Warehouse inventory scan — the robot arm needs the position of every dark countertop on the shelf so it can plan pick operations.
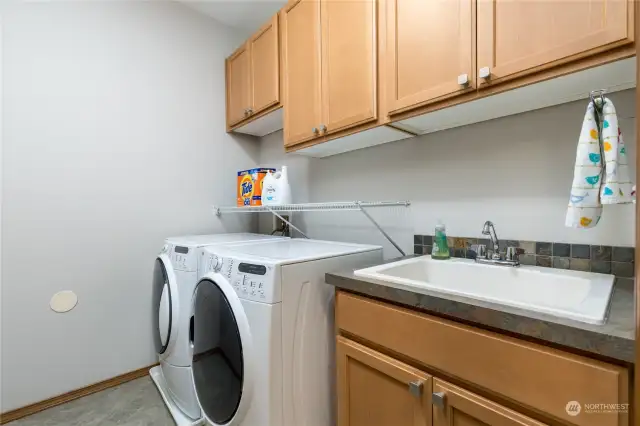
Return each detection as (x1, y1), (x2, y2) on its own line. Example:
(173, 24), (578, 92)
(327, 256), (635, 364)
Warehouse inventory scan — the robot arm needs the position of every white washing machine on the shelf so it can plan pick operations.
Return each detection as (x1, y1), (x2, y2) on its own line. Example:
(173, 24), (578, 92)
(150, 233), (288, 426)
(190, 239), (383, 426)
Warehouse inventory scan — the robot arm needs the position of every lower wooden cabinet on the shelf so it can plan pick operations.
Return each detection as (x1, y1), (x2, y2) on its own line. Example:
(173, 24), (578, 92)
(337, 336), (432, 426)
(432, 380), (545, 426)
(335, 291), (630, 426)
(337, 336), (546, 426)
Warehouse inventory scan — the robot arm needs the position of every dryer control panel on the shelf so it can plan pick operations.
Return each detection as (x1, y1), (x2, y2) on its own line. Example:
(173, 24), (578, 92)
(169, 244), (198, 272)
(202, 253), (280, 304)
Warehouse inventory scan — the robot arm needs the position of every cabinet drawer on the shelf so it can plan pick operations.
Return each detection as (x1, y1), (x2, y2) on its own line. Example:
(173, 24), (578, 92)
(336, 291), (629, 426)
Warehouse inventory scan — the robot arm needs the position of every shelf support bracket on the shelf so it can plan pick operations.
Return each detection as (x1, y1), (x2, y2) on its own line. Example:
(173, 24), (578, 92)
(357, 202), (405, 256)
(265, 206), (309, 239)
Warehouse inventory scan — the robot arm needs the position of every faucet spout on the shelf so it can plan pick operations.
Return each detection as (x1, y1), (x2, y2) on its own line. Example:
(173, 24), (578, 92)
(482, 220), (500, 256)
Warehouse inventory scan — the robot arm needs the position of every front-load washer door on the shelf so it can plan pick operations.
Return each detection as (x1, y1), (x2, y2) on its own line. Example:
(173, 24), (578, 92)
(190, 273), (254, 426)
(152, 254), (178, 356)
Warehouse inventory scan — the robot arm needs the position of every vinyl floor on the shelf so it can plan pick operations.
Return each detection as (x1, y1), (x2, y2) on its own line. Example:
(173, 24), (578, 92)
(6, 377), (174, 426)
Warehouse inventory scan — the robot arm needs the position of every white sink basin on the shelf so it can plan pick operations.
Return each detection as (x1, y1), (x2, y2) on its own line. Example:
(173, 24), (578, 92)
(354, 256), (615, 324)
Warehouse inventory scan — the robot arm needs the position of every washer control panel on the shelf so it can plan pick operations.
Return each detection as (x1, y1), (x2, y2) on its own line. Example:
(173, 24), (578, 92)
(202, 253), (279, 303)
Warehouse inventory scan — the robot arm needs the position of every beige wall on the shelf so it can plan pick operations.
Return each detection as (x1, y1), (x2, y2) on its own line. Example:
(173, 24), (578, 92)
(1, 0), (256, 411)
(259, 89), (636, 258)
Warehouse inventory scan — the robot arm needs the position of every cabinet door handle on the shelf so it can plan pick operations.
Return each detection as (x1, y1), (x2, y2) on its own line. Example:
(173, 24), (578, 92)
(432, 391), (446, 408)
(408, 380), (423, 397)
(248, 108), (253, 114)
(479, 67), (491, 79)
(320, 124), (327, 133)
(457, 73), (469, 86)
(243, 109), (249, 116)
(312, 127), (319, 135)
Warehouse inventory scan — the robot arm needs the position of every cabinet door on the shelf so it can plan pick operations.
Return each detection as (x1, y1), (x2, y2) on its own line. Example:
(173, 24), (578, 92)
(477, 0), (633, 85)
(320, 0), (377, 135)
(250, 14), (280, 114)
(387, 0), (473, 114)
(432, 379), (546, 426)
(337, 336), (432, 426)
(226, 43), (252, 127)
(282, 0), (322, 147)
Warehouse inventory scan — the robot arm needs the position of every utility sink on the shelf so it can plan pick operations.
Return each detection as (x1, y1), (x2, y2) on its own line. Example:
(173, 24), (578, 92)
(354, 256), (615, 325)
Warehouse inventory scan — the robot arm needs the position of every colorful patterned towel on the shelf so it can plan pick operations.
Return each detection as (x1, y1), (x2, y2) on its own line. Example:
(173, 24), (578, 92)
(566, 98), (633, 229)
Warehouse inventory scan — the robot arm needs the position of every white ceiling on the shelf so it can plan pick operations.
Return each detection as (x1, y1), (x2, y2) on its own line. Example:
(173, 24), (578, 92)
(180, 0), (287, 37)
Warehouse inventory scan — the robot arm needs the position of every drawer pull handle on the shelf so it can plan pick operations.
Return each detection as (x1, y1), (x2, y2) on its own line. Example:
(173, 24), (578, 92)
(432, 391), (446, 408)
(409, 380), (423, 397)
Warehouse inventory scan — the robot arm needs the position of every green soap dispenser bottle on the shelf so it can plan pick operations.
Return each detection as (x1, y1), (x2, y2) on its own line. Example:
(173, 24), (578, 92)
(431, 222), (450, 260)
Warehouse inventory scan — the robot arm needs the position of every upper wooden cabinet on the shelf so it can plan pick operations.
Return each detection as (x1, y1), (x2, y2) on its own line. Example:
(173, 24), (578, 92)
(387, 0), (474, 114)
(283, 0), (378, 147)
(227, 44), (252, 127)
(226, 14), (280, 130)
(226, 0), (635, 155)
(337, 336), (433, 426)
(477, 0), (634, 86)
(250, 15), (280, 113)
(282, 0), (322, 146)
(321, 0), (377, 134)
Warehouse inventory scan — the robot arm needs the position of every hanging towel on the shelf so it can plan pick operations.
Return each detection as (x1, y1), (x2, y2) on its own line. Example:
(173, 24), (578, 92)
(566, 97), (633, 229)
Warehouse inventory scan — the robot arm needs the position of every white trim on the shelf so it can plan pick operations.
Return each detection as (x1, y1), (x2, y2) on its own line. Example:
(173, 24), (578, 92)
(190, 273), (254, 426)
(158, 283), (170, 346)
(157, 253), (179, 359)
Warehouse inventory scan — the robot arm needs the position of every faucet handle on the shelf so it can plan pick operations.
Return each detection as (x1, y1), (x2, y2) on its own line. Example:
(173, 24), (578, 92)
(469, 244), (487, 259)
(505, 247), (525, 262)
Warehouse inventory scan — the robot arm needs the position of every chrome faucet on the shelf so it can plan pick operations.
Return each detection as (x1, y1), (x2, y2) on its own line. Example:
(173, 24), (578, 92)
(470, 221), (524, 267)
(482, 221), (500, 260)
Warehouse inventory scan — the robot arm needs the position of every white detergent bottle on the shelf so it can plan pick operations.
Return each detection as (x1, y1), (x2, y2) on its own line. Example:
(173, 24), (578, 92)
(262, 166), (292, 205)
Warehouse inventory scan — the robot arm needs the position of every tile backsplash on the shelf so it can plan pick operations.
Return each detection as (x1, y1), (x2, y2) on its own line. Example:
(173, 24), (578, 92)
(414, 234), (635, 285)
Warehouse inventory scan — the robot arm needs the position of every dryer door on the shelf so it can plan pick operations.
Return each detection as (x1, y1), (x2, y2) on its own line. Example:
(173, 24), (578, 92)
(152, 254), (177, 355)
(190, 273), (253, 426)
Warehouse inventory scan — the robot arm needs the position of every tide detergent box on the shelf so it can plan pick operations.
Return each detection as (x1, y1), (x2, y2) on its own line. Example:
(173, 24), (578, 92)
(237, 168), (276, 206)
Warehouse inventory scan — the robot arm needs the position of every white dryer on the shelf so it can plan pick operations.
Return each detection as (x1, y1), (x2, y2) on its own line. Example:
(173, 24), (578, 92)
(150, 233), (288, 426)
(190, 239), (383, 426)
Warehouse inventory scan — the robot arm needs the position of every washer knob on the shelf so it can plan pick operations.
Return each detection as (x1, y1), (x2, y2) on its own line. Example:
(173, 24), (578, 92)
(212, 255), (223, 272)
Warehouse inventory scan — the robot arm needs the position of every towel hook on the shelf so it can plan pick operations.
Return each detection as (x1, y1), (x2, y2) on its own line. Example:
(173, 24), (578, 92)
(590, 89), (606, 111)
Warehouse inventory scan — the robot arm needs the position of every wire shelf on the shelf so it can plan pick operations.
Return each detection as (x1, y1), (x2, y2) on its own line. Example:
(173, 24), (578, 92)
(213, 201), (410, 216)
(213, 200), (411, 256)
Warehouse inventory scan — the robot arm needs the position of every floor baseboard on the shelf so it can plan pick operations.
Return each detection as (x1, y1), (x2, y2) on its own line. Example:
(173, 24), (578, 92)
(0, 363), (158, 424)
